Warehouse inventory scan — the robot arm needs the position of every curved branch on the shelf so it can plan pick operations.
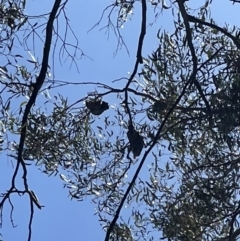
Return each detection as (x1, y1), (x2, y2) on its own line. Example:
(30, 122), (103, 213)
(0, 1), (62, 241)
(104, 0), (147, 240)
(124, 0), (147, 125)
(187, 14), (240, 49)
(177, 0), (212, 127)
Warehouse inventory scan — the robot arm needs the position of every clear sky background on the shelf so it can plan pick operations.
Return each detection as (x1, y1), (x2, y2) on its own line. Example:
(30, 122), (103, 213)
(0, 1), (239, 241)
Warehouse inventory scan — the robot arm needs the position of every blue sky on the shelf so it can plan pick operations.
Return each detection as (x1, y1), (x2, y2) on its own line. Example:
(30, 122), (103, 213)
(0, 1), (239, 241)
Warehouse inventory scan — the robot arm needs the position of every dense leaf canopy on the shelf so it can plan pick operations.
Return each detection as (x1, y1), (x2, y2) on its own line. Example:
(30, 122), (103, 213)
(1, 0), (240, 241)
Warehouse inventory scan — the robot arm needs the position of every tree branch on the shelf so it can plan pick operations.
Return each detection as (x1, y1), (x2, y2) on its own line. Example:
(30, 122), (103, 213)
(0, 1), (62, 240)
(177, 0), (213, 127)
(104, 0), (147, 240)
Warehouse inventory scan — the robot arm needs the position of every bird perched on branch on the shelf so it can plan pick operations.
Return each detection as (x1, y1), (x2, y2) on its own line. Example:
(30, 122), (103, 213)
(86, 99), (109, 115)
(127, 123), (144, 158)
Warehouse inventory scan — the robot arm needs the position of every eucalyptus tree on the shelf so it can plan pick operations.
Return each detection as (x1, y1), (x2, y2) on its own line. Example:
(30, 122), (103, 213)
(1, 0), (240, 241)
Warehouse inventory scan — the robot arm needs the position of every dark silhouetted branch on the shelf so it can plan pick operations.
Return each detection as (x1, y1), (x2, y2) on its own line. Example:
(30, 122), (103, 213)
(0, 1), (62, 241)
